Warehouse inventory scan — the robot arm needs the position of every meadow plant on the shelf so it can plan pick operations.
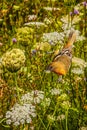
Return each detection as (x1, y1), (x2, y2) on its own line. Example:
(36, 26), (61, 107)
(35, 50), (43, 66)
(1, 48), (26, 102)
(21, 90), (44, 104)
(0, 0), (87, 130)
(24, 22), (46, 28)
(72, 57), (87, 75)
(16, 27), (34, 46)
(43, 7), (60, 11)
(12, 38), (17, 43)
(2, 48), (25, 72)
(5, 90), (44, 126)
(28, 14), (37, 21)
(50, 88), (62, 95)
(42, 32), (65, 45)
(6, 103), (36, 126)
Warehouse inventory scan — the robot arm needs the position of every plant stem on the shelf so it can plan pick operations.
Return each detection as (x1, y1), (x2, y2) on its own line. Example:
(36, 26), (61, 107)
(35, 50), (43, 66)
(65, 108), (68, 130)
(14, 72), (20, 102)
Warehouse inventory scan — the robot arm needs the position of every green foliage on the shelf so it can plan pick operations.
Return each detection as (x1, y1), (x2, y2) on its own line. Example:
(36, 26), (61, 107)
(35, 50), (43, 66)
(0, 0), (87, 130)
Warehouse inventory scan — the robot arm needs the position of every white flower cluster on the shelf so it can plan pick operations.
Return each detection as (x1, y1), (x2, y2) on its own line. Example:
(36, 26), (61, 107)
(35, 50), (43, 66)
(72, 57), (87, 68)
(28, 15), (37, 21)
(62, 27), (86, 42)
(42, 32), (64, 45)
(6, 103), (36, 126)
(24, 22), (46, 28)
(71, 68), (84, 75)
(6, 90), (44, 126)
(61, 15), (86, 42)
(43, 7), (60, 11)
(42, 28), (85, 46)
(50, 88), (62, 95)
(57, 114), (65, 121)
(21, 90), (44, 104)
(72, 57), (87, 75)
(61, 15), (81, 26)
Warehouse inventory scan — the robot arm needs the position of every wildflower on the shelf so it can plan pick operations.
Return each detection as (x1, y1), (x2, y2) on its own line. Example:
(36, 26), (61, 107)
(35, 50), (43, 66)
(58, 93), (69, 102)
(70, 12), (73, 16)
(5, 90), (44, 126)
(42, 32), (64, 45)
(44, 17), (52, 25)
(37, 42), (51, 51)
(47, 115), (55, 123)
(28, 15), (37, 21)
(74, 9), (79, 14)
(57, 114), (65, 121)
(31, 49), (37, 55)
(76, 35), (86, 41)
(61, 101), (71, 109)
(63, 28), (85, 42)
(72, 57), (87, 68)
(6, 119), (12, 125)
(16, 27), (33, 46)
(6, 103), (36, 126)
(24, 22), (46, 28)
(2, 48), (26, 72)
(41, 98), (51, 108)
(49, 40), (55, 45)
(50, 88), (62, 95)
(71, 68), (84, 75)
(43, 7), (60, 11)
(61, 15), (81, 28)
(33, 90), (44, 104)
(21, 90), (44, 104)
(12, 38), (17, 43)
(82, 1), (87, 6)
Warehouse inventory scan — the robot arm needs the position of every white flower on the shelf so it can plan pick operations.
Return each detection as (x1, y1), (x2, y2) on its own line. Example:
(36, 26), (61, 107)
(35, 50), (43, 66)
(26, 117), (32, 123)
(72, 57), (87, 68)
(71, 68), (84, 75)
(14, 121), (20, 126)
(6, 103), (36, 126)
(51, 88), (62, 95)
(42, 32), (64, 45)
(6, 119), (11, 125)
(43, 7), (60, 11)
(28, 15), (37, 21)
(20, 119), (25, 124)
(57, 114), (65, 121)
(21, 90), (44, 104)
(24, 22), (46, 28)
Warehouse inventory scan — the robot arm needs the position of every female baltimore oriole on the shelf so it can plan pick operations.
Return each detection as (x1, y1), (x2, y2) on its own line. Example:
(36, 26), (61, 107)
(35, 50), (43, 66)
(47, 31), (76, 75)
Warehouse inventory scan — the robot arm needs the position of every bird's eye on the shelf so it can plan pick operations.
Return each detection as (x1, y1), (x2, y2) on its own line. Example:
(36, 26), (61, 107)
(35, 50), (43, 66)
(49, 65), (53, 70)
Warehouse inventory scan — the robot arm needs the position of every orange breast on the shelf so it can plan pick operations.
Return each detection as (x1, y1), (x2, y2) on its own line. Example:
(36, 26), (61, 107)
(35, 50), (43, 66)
(50, 61), (67, 75)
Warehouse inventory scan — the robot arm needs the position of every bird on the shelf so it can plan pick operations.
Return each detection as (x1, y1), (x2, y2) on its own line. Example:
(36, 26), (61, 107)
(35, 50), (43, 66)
(47, 31), (76, 76)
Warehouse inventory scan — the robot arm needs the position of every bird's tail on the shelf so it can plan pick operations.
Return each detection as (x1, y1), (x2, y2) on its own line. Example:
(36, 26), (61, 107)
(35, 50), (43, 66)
(64, 31), (76, 48)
